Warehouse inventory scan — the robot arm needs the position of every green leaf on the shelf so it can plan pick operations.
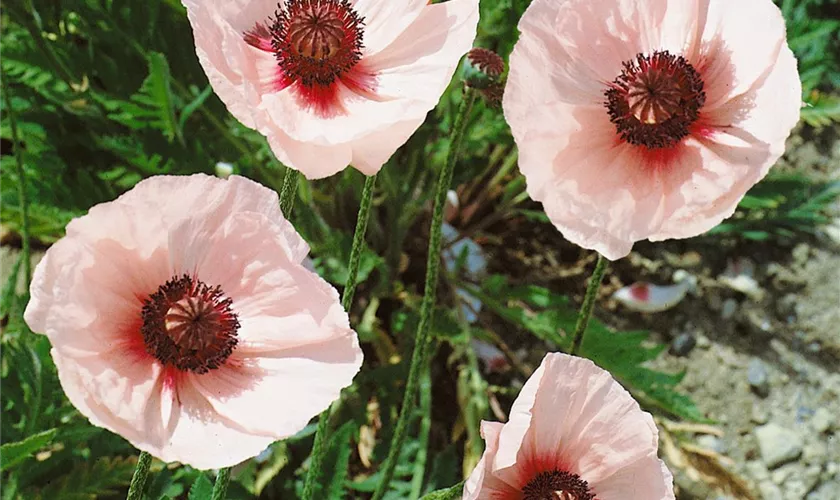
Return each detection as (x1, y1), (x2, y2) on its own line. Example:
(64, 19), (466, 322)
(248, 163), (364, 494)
(0, 428), (57, 472)
(32, 456), (136, 500)
(309, 421), (355, 499)
(801, 92), (840, 128)
(188, 474), (214, 500)
(179, 84), (213, 131)
(472, 276), (708, 422)
(103, 52), (182, 143)
(419, 482), (465, 500)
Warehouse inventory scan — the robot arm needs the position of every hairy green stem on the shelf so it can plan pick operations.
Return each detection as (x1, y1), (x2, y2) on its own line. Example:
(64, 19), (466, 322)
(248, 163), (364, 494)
(126, 451), (152, 500)
(570, 253), (608, 356)
(279, 168), (300, 216)
(340, 174), (377, 310)
(301, 173), (378, 499)
(211, 467), (232, 500)
(2, 84), (33, 285)
(372, 89), (477, 500)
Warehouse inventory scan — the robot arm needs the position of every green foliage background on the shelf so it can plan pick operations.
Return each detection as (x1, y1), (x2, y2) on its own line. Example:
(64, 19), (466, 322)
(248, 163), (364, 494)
(1, 0), (838, 498)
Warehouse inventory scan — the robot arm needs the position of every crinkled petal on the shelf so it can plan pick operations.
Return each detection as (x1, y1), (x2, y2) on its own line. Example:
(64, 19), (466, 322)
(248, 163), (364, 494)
(531, 355), (662, 485)
(653, 43), (800, 241)
(151, 375), (278, 469)
(514, 102), (667, 260)
(183, 0), (260, 127)
(168, 211), (348, 349)
(694, 0), (788, 109)
(463, 421), (519, 499)
(508, 0), (702, 109)
(352, 0), (428, 55)
(191, 331), (362, 438)
(257, 0), (478, 145)
(589, 454), (676, 500)
(51, 348), (163, 448)
(257, 113), (356, 179)
(26, 236), (169, 354)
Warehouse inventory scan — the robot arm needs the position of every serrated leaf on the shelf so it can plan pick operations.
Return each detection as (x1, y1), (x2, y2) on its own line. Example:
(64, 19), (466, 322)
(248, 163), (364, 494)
(103, 52), (182, 143)
(309, 421), (356, 500)
(179, 84), (213, 131)
(801, 93), (840, 128)
(472, 276), (708, 422)
(188, 474), (213, 500)
(0, 428), (57, 472)
(32, 456), (137, 500)
(419, 481), (465, 500)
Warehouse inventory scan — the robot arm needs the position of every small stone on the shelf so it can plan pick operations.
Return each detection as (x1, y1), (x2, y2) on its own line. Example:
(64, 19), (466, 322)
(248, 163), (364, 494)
(721, 298), (738, 320)
(809, 481), (840, 500)
(752, 405), (770, 424)
(825, 218), (840, 246)
(772, 464), (796, 484)
(776, 293), (799, 319)
(759, 481), (784, 500)
(746, 460), (770, 481)
(748, 358), (771, 398)
(670, 332), (697, 357)
(786, 479), (809, 500)
(811, 408), (835, 434)
(792, 243), (811, 265)
(803, 442), (828, 464)
(755, 423), (803, 468)
(697, 434), (727, 454)
(696, 334), (711, 348)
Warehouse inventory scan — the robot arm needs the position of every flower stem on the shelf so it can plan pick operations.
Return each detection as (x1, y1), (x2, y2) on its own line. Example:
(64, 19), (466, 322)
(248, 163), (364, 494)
(279, 168), (300, 216)
(570, 253), (608, 356)
(2, 84), (33, 285)
(211, 467), (232, 500)
(301, 173), (378, 500)
(372, 88), (477, 500)
(126, 451), (152, 500)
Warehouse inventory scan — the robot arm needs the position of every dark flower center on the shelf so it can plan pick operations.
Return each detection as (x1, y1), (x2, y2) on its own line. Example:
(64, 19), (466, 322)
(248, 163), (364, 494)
(270, 0), (364, 88)
(605, 50), (705, 149)
(521, 470), (595, 500)
(141, 274), (239, 374)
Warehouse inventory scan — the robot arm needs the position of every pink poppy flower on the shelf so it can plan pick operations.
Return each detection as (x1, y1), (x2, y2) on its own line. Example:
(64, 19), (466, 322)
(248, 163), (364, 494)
(24, 174), (363, 469)
(463, 353), (674, 500)
(184, 0), (479, 179)
(504, 0), (801, 260)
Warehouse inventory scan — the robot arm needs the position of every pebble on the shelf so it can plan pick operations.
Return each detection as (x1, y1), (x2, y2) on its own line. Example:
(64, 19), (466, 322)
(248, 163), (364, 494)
(746, 460), (770, 481)
(811, 408), (835, 434)
(792, 243), (811, 265)
(670, 332), (697, 357)
(824, 218), (840, 246)
(772, 463), (796, 484)
(755, 423), (803, 468)
(697, 434), (727, 454)
(752, 405), (770, 424)
(803, 442), (828, 464)
(721, 298), (738, 320)
(808, 481), (840, 500)
(748, 358), (771, 398)
(696, 334), (711, 349)
(759, 480), (784, 500)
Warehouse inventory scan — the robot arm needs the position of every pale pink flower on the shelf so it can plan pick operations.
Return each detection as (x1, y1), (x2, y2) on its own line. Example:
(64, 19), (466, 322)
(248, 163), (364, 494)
(24, 174), (363, 469)
(504, 0), (801, 260)
(184, 0), (479, 179)
(463, 353), (674, 500)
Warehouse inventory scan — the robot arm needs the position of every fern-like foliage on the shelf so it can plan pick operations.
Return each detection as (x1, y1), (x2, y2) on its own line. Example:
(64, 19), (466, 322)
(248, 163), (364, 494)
(801, 92), (840, 128)
(100, 52), (183, 143)
(30, 457), (137, 500)
(470, 276), (708, 422)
